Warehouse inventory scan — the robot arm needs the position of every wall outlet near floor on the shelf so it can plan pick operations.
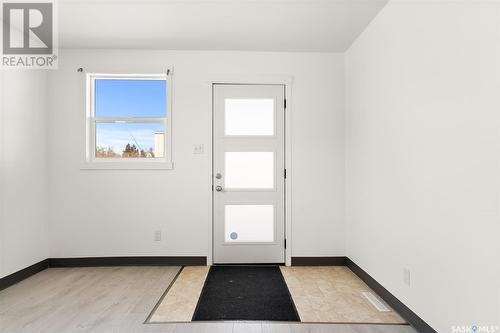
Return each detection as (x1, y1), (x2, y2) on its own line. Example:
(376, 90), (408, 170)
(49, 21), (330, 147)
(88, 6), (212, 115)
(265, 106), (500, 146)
(193, 144), (204, 154)
(403, 268), (411, 286)
(154, 230), (162, 241)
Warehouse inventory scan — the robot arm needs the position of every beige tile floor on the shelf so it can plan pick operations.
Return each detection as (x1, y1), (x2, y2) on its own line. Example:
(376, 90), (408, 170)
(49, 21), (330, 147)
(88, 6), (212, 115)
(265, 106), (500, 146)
(148, 266), (210, 322)
(280, 266), (405, 324)
(149, 265), (405, 324)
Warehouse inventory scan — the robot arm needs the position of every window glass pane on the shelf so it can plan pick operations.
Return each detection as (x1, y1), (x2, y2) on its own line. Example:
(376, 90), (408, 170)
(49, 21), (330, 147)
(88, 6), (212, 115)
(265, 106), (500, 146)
(225, 205), (274, 242)
(95, 79), (166, 118)
(225, 152), (274, 189)
(95, 122), (164, 158)
(225, 99), (274, 135)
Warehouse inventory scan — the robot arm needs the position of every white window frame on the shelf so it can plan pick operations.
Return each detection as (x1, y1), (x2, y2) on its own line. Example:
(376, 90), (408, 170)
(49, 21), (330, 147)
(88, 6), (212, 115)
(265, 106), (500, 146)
(82, 72), (173, 170)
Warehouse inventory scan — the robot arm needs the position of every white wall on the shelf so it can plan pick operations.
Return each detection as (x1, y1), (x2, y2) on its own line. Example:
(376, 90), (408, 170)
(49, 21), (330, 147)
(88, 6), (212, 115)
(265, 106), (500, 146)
(48, 50), (345, 259)
(0, 70), (50, 278)
(0, 69), (3, 277)
(345, 0), (500, 331)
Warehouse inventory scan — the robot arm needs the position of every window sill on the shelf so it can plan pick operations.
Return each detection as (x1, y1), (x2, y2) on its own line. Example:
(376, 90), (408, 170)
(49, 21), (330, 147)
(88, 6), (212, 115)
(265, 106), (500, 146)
(80, 161), (173, 170)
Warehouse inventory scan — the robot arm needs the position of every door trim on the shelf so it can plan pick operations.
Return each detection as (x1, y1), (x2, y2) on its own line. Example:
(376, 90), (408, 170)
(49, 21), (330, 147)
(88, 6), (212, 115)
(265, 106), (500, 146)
(207, 75), (294, 266)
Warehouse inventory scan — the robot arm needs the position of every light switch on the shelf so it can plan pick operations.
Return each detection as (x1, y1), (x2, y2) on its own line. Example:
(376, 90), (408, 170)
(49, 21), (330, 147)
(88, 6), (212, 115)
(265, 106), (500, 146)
(193, 144), (204, 154)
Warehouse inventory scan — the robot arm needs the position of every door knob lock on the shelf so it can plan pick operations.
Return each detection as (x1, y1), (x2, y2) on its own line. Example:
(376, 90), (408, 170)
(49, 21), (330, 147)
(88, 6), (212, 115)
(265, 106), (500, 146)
(215, 186), (223, 192)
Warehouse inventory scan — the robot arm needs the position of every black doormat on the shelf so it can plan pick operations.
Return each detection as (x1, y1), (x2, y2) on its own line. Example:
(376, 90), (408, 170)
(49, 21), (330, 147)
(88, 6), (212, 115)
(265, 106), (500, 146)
(192, 266), (300, 321)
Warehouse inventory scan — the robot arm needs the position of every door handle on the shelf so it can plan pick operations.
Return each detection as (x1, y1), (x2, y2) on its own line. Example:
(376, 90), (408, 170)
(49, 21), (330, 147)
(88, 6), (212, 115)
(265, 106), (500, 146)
(215, 173), (222, 179)
(215, 186), (223, 192)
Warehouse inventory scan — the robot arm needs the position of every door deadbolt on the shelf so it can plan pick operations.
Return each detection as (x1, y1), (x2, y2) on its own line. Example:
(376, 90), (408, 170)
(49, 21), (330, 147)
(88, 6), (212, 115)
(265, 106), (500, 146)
(215, 186), (223, 192)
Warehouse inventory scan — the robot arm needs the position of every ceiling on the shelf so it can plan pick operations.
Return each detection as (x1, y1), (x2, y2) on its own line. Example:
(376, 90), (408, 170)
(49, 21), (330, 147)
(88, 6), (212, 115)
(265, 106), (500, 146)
(58, 0), (389, 52)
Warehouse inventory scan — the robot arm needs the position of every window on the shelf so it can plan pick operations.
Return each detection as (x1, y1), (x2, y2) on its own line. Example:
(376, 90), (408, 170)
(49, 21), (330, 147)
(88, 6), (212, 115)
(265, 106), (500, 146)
(84, 73), (172, 169)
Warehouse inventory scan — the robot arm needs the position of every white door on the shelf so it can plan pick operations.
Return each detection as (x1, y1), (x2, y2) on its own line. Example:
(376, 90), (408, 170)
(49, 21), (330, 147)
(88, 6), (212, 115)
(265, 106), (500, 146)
(213, 84), (285, 264)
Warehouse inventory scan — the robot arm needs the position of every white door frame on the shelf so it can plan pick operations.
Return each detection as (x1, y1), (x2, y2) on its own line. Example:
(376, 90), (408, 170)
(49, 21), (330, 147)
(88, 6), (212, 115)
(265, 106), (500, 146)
(206, 75), (294, 266)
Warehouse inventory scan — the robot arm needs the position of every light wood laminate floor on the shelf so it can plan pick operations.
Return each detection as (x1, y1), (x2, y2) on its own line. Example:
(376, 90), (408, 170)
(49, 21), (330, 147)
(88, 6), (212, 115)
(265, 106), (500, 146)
(0, 267), (417, 333)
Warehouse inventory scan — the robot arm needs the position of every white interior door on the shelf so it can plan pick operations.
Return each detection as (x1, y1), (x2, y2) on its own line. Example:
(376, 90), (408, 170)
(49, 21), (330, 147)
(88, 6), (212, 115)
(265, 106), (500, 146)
(213, 84), (285, 264)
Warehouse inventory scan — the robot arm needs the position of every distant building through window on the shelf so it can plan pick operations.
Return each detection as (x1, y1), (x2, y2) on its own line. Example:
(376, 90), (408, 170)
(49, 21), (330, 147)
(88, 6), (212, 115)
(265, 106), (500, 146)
(154, 132), (165, 158)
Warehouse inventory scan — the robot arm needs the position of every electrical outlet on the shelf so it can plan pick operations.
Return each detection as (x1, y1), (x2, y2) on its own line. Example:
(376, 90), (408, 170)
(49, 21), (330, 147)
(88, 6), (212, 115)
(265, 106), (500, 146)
(403, 268), (411, 286)
(154, 230), (162, 241)
(193, 144), (204, 154)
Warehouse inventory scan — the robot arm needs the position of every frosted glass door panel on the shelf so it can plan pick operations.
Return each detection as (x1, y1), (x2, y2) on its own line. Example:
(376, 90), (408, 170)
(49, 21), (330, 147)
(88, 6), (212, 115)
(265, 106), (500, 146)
(225, 205), (274, 242)
(225, 99), (274, 135)
(225, 152), (274, 189)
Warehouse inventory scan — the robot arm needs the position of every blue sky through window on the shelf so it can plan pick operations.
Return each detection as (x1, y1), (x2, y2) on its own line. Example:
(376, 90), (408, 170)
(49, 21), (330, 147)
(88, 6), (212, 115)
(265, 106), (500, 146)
(95, 79), (167, 118)
(96, 122), (164, 156)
